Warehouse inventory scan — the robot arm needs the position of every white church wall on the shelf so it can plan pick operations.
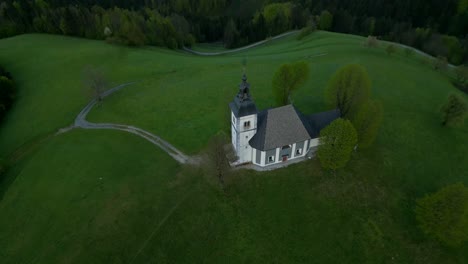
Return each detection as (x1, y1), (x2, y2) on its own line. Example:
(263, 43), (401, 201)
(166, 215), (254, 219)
(309, 138), (320, 148)
(231, 112), (257, 164)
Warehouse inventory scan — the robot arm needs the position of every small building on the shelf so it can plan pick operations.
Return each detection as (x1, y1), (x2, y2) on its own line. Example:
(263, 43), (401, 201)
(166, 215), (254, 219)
(230, 74), (340, 167)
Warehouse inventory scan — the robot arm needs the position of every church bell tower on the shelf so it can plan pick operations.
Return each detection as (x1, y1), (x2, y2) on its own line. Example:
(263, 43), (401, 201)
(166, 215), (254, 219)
(229, 74), (258, 164)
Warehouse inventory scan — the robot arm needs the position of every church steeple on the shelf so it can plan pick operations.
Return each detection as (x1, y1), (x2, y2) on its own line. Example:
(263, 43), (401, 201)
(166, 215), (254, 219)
(229, 73), (258, 164)
(229, 74), (257, 118)
(237, 73), (251, 102)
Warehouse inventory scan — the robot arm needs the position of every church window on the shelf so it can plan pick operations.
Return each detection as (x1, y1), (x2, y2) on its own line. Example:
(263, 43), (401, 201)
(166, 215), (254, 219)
(268, 156), (275, 162)
(244, 121), (251, 128)
(296, 148), (302, 155)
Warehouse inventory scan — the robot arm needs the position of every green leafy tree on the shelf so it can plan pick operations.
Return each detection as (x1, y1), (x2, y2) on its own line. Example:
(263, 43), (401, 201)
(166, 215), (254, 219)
(386, 44), (397, 55)
(272, 61), (309, 106)
(325, 64), (371, 119)
(415, 183), (468, 247)
(317, 118), (357, 171)
(440, 93), (467, 127)
(353, 99), (383, 148)
(319, 10), (333, 30)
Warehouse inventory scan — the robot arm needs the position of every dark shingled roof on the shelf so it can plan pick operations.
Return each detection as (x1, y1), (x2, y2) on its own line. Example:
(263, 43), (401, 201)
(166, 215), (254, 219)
(229, 98), (257, 117)
(249, 105), (340, 151)
(301, 109), (341, 138)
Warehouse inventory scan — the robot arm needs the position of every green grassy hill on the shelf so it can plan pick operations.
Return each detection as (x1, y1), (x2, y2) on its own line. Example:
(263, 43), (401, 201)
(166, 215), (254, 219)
(0, 31), (467, 263)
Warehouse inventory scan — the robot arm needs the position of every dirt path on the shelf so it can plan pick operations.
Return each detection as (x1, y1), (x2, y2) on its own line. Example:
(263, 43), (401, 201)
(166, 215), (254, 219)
(183, 30), (298, 56)
(59, 82), (200, 165)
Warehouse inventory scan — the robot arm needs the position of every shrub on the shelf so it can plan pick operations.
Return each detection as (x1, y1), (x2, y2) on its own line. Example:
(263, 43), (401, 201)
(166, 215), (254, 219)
(365, 36), (379, 47)
(296, 20), (316, 40)
(415, 183), (468, 247)
(386, 44), (397, 55)
(440, 93), (467, 127)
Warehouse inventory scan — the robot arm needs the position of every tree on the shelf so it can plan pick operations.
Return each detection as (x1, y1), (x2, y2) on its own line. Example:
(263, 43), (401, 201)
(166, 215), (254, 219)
(325, 64), (371, 119)
(296, 19), (316, 40)
(386, 44), (397, 55)
(317, 118), (357, 172)
(365, 36), (378, 47)
(82, 66), (108, 105)
(204, 132), (237, 189)
(440, 93), (467, 127)
(0, 75), (16, 121)
(415, 183), (468, 247)
(319, 10), (333, 30)
(104, 26), (112, 37)
(353, 99), (383, 148)
(433, 56), (448, 71)
(455, 65), (468, 85)
(272, 61), (309, 106)
(223, 19), (239, 48)
(0, 158), (7, 180)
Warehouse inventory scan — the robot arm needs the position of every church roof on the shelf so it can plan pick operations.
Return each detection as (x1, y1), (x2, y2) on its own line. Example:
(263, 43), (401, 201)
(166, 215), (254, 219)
(229, 99), (257, 117)
(303, 109), (341, 138)
(249, 105), (340, 151)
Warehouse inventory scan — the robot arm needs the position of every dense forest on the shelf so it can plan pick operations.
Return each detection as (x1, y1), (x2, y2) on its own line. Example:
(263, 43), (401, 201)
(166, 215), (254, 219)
(0, 0), (467, 64)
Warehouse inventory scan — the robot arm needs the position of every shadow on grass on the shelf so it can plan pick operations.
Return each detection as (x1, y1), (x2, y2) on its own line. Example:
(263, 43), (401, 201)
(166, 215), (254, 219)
(0, 131), (55, 201)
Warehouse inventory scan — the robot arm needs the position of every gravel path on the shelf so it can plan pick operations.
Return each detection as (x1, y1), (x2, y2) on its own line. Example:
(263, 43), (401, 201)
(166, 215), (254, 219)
(60, 82), (200, 165)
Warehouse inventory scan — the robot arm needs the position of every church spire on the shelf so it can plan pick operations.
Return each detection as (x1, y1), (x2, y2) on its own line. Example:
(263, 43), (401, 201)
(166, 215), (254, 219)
(238, 73), (251, 102)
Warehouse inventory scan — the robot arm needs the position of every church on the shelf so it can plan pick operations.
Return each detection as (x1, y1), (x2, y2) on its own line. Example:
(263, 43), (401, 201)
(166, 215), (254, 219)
(230, 74), (340, 167)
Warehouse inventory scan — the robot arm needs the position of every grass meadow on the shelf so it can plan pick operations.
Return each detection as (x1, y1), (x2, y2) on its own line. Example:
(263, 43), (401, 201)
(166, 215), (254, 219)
(0, 31), (467, 263)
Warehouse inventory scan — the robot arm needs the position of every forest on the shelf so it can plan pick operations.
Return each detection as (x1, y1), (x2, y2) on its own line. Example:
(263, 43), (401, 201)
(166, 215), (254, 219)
(0, 0), (467, 64)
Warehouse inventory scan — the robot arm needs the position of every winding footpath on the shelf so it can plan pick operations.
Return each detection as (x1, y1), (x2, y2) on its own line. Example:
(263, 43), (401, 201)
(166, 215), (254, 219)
(183, 30), (299, 56)
(56, 31), (303, 165)
(59, 83), (199, 165)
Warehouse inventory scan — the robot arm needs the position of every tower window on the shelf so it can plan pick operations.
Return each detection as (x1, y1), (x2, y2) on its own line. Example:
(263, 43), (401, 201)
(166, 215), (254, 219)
(232, 116), (236, 124)
(244, 121), (251, 128)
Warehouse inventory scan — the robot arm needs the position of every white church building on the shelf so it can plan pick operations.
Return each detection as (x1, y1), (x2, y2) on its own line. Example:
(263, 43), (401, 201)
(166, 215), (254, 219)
(230, 74), (340, 167)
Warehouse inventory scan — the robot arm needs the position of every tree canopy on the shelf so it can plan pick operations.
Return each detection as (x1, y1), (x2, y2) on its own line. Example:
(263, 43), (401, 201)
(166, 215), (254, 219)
(415, 183), (468, 247)
(353, 99), (383, 148)
(0, 66), (16, 122)
(272, 61), (310, 106)
(440, 93), (468, 127)
(325, 64), (371, 119)
(317, 118), (357, 171)
(0, 0), (467, 64)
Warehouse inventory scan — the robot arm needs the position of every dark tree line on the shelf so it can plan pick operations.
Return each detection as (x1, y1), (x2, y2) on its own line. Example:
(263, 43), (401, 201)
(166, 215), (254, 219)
(0, 65), (15, 122)
(0, 0), (467, 63)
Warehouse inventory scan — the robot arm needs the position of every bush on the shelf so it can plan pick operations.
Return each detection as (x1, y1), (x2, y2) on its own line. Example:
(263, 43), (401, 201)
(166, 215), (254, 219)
(415, 183), (468, 247)
(296, 21), (316, 40)
(386, 44), (397, 55)
(0, 67), (16, 122)
(433, 56), (448, 71)
(365, 36), (379, 47)
(440, 93), (467, 127)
